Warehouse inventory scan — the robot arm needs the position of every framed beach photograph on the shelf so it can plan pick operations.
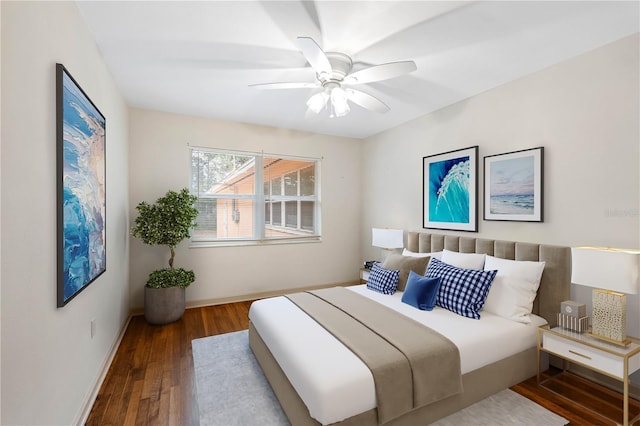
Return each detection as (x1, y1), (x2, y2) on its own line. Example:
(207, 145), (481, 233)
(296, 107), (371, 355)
(423, 146), (478, 232)
(483, 147), (543, 222)
(56, 64), (107, 307)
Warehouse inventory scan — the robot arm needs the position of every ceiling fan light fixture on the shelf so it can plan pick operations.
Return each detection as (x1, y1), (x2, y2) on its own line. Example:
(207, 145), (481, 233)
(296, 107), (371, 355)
(307, 91), (329, 114)
(330, 87), (350, 117)
(307, 86), (350, 118)
(252, 36), (417, 118)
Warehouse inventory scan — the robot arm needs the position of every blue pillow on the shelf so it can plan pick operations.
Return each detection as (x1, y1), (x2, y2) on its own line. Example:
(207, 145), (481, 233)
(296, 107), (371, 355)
(426, 258), (497, 319)
(366, 262), (400, 295)
(401, 270), (441, 310)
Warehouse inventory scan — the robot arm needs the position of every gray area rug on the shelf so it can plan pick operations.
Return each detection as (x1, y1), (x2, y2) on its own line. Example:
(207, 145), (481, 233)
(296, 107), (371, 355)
(192, 330), (290, 426)
(192, 330), (568, 426)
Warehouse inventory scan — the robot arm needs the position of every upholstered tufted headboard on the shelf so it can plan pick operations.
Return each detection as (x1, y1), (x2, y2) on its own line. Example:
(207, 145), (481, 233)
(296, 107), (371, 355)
(406, 232), (571, 327)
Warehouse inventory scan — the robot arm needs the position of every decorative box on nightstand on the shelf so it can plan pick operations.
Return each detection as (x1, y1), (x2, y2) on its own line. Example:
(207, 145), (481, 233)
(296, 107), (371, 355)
(557, 313), (589, 333)
(561, 300), (586, 318)
(537, 325), (640, 426)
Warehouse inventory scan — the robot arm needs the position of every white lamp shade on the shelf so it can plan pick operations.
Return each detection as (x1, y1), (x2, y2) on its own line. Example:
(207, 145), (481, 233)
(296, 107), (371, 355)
(571, 246), (640, 294)
(372, 228), (403, 249)
(306, 91), (328, 114)
(330, 87), (350, 117)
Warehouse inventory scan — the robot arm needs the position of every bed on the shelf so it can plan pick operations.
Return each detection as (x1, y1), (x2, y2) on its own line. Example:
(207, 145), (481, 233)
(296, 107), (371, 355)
(248, 232), (571, 425)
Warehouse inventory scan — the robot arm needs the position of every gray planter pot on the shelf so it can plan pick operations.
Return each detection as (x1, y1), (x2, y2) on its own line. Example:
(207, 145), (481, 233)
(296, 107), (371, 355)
(144, 286), (186, 325)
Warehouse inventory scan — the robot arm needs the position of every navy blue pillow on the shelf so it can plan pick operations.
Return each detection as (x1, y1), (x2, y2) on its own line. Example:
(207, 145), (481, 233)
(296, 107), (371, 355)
(401, 270), (441, 310)
(426, 258), (497, 319)
(366, 262), (400, 295)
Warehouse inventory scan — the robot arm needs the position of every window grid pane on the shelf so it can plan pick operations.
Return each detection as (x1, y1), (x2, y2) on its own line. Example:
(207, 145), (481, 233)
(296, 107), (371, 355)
(191, 198), (254, 240)
(284, 171), (298, 196)
(300, 165), (315, 196)
(191, 148), (320, 243)
(272, 177), (281, 196)
(272, 202), (282, 226)
(301, 201), (314, 231)
(285, 201), (297, 228)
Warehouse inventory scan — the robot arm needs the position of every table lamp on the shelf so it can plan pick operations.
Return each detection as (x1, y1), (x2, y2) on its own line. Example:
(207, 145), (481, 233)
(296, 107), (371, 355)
(372, 228), (403, 259)
(571, 246), (640, 346)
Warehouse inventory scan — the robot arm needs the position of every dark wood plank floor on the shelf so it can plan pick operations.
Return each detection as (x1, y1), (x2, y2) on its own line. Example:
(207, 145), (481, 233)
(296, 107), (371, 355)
(86, 302), (639, 425)
(86, 301), (252, 426)
(513, 370), (640, 426)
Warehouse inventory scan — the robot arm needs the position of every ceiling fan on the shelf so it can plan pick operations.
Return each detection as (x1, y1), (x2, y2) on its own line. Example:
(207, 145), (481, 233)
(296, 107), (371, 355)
(250, 37), (417, 118)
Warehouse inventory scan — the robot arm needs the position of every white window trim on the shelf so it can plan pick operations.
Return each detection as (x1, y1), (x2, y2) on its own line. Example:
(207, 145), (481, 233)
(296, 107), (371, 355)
(188, 146), (321, 247)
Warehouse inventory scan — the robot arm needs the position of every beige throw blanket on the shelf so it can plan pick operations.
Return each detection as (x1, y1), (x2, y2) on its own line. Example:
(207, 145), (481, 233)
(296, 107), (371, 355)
(286, 287), (462, 424)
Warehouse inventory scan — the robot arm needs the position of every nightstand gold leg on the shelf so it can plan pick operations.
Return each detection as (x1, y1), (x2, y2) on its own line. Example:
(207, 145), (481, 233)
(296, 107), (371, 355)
(539, 325), (639, 426)
(623, 362), (629, 426)
(537, 329), (541, 383)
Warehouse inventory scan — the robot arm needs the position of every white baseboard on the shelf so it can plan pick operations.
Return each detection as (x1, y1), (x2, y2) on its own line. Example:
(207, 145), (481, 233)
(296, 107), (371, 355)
(185, 280), (361, 310)
(74, 315), (132, 425)
(127, 280), (362, 315)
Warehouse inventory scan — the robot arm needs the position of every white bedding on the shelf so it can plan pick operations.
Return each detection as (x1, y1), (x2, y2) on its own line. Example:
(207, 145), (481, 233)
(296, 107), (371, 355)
(248, 285), (547, 425)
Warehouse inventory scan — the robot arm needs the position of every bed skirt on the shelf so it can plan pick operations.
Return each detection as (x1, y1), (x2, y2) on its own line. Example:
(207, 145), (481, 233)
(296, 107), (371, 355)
(249, 322), (538, 426)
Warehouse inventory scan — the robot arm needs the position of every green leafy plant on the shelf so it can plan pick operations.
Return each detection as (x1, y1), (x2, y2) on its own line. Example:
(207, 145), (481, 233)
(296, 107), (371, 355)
(131, 188), (199, 288)
(146, 268), (195, 289)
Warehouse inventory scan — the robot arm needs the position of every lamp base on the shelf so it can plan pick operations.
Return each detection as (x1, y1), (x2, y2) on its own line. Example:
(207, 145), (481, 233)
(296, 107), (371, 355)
(590, 289), (629, 347)
(587, 332), (632, 347)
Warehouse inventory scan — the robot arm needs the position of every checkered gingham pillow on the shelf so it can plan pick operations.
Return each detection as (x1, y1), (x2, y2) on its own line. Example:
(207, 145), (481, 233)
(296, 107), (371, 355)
(426, 258), (497, 319)
(366, 262), (400, 295)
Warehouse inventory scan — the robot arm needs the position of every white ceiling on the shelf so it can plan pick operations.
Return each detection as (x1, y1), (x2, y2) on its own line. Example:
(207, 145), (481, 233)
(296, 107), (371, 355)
(76, 1), (639, 139)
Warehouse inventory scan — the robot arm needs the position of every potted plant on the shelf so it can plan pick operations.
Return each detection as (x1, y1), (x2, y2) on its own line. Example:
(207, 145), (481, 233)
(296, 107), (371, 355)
(131, 188), (199, 325)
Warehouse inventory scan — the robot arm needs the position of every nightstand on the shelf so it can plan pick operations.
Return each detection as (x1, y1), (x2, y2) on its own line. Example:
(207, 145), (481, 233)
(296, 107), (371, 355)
(537, 325), (640, 426)
(359, 268), (370, 284)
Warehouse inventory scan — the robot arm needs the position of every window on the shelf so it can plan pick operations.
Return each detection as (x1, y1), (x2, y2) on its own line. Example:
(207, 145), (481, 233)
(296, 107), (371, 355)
(190, 147), (321, 244)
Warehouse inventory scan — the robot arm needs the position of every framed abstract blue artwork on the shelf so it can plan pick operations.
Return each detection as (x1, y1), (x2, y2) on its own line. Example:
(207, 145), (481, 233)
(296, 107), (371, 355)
(423, 146), (478, 232)
(56, 64), (106, 307)
(483, 147), (544, 222)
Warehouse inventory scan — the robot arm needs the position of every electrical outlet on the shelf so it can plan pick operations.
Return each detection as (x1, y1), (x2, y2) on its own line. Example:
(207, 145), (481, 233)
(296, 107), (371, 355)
(91, 318), (96, 339)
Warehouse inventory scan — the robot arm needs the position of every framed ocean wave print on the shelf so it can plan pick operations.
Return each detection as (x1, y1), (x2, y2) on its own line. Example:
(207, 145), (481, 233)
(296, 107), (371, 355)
(56, 64), (106, 307)
(483, 147), (543, 222)
(423, 146), (478, 232)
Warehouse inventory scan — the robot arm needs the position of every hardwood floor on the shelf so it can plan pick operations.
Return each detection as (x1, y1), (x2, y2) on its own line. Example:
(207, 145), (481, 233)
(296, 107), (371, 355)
(513, 370), (640, 425)
(87, 302), (638, 425)
(86, 301), (252, 426)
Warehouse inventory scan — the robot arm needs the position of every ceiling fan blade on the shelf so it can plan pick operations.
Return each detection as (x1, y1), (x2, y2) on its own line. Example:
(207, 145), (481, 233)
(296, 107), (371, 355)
(249, 82), (318, 90)
(297, 37), (332, 75)
(345, 89), (390, 113)
(343, 61), (417, 85)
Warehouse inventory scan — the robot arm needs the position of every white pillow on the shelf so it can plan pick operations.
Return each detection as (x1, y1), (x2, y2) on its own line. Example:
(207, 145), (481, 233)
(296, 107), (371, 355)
(441, 249), (485, 270)
(482, 255), (546, 324)
(402, 248), (442, 260)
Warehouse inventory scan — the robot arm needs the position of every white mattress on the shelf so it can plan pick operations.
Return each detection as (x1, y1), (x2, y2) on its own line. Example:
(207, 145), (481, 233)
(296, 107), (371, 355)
(248, 285), (547, 425)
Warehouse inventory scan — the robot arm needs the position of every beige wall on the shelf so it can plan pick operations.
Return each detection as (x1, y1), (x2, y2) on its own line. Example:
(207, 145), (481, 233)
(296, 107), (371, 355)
(363, 34), (639, 252)
(1, 1), (639, 420)
(1, 2), (130, 424)
(129, 109), (363, 309)
(361, 33), (640, 380)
